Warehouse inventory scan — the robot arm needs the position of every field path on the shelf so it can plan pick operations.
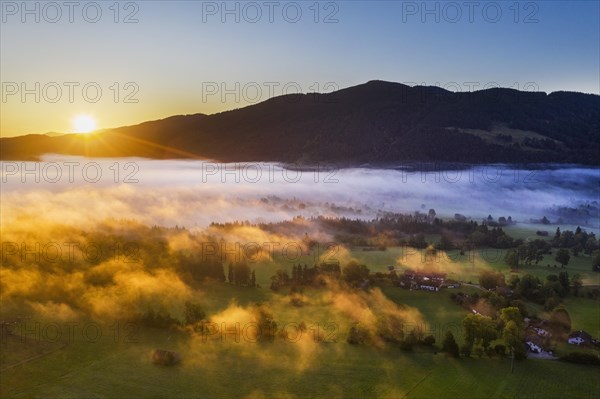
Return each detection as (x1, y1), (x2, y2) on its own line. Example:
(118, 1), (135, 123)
(0, 343), (68, 372)
(401, 370), (433, 399)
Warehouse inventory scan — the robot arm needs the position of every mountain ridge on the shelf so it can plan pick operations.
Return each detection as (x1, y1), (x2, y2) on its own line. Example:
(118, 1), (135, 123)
(2, 81), (599, 165)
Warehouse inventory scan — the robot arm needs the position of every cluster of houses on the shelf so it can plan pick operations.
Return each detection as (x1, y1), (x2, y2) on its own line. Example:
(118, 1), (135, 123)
(397, 269), (457, 292)
(524, 320), (552, 354)
(524, 319), (597, 354)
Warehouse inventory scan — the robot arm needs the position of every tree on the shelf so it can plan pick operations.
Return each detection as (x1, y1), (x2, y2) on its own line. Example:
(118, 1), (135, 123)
(460, 344), (472, 358)
(270, 269), (290, 290)
(438, 233), (454, 250)
(252, 305), (277, 342)
(503, 320), (526, 360)
(504, 250), (519, 269)
(558, 271), (570, 294)
(347, 324), (370, 345)
(515, 273), (543, 303)
(228, 262), (234, 283)
(232, 262), (251, 286)
(479, 318), (499, 350)
(479, 270), (505, 290)
(441, 331), (459, 357)
(494, 344), (507, 357)
(509, 300), (528, 317)
(584, 237), (597, 255)
(409, 233), (427, 249)
(428, 208), (436, 221)
(462, 314), (478, 346)
(592, 251), (600, 272)
(422, 335), (436, 346)
(183, 301), (206, 325)
(508, 275), (521, 290)
(343, 261), (370, 285)
(500, 307), (524, 330)
(462, 314), (498, 349)
(553, 227), (561, 245)
(572, 276), (586, 296)
(218, 262), (226, 282)
(521, 241), (545, 265)
(555, 248), (570, 268)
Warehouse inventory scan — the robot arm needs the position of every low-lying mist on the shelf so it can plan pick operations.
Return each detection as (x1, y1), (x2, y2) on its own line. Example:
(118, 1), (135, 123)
(2, 155), (598, 384)
(1, 156), (598, 229)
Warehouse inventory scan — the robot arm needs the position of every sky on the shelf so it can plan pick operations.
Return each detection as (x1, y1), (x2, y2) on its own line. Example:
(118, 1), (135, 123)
(1, 0), (599, 137)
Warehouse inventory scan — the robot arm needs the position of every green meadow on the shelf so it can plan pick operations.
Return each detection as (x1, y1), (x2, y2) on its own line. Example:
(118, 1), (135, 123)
(2, 281), (599, 398)
(2, 319), (599, 399)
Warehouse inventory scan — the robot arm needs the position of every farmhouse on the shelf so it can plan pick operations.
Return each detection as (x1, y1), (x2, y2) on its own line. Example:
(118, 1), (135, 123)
(525, 334), (544, 353)
(533, 327), (550, 337)
(400, 269), (447, 292)
(527, 320), (551, 338)
(568, 330), (592, 345)
(419, 283), (441, 291)
(526, 341), (542, 353)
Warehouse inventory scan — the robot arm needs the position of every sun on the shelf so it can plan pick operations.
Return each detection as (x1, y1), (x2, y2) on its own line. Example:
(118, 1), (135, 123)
(72, 115), (97, 133)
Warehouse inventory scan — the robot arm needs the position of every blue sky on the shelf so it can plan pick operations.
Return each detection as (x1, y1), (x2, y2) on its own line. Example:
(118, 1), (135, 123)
(1, 0), (599, 136)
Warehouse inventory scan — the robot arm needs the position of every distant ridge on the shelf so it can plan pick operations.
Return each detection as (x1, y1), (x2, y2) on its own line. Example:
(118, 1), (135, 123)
(2, 81), (599, 165)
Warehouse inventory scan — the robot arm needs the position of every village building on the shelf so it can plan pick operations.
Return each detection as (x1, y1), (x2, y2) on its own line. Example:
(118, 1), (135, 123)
(568, 330), (593, 345)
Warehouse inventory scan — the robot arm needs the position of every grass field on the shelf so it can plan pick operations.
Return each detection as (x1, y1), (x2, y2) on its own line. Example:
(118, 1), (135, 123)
(224, 241), (599, 341)
(2, 282), (599, 398)
(2, 323), (599, 399)
(562, 296), (600, 338)
(2, 222), (598, 398)
(379, 286), (472, 344)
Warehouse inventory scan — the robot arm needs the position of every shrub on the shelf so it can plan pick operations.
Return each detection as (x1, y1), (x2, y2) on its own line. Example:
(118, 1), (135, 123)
(347, 324), (370, 345)
(494, 344), (507, 357)
(442, 332), (460, 357)
(460, 344), (472, 358)
(560, 352), (600, 366)
(422, 335), (436, 346)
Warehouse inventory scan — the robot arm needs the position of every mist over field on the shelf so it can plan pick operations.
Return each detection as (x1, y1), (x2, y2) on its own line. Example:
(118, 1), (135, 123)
(1, 156), (598, 230)
(3, 0), (599, 396)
